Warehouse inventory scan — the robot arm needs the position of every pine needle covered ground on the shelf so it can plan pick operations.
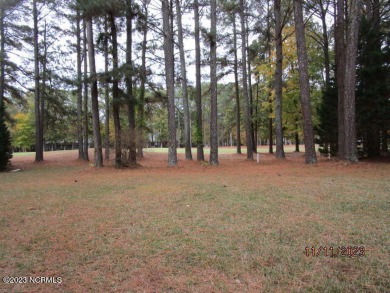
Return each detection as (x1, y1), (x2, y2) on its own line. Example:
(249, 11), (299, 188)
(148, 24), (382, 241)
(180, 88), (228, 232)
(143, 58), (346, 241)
(1, 148), (389, 292)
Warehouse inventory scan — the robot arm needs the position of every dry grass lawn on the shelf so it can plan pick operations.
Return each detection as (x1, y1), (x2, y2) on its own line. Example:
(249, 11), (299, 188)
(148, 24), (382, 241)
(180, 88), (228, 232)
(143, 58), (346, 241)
(0, 148), (389, 292)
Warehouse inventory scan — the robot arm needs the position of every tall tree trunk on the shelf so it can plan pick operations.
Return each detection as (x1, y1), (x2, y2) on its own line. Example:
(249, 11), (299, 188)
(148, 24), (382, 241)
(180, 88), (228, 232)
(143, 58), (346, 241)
(255, 79), (260, 147)
(361, 0), (381, 158)
(268, 112), (273, 153)
(274, 0), (285, 158)
(162, 0), (177, 166)
(82, 19), (89, 161)
(343, 0), (361, 162)
(76, 9), (84, 160)
(232, 14), (241, 154)
(126, 0), (137, 166)
(294, 0), (317, 164)
(86, 16), (103, 167)
(335, 0), (345, 159)
(246, 16), (256, 153)
(104, 17), (110, 161)
(240, 0), (253, 160)
(33, 0), (43, 162)
(175, 0), (192, 160)
(41, 21), (47, 153)
(209, 0), (218, 165)
(295, 130), (300, 152)
(138, 1), (148, 159)
(319, 0), (330, 89)
(109, 13), (122, 167)
(194, 0), (204, 161)
(267, 0), (273, 154)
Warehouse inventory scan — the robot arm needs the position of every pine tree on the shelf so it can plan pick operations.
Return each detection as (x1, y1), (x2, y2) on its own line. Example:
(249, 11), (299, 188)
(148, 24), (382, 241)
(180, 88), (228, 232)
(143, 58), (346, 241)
(162, 0), (177, 166)
(293, 0), (317, 164)
(240, 0), (253, 160)
(356, 0), (389, 158)
(209, 0), (218, 165)
(194, 0), (204, 161)
(274, 0), (285, 159)
(316, 78), (338, 156)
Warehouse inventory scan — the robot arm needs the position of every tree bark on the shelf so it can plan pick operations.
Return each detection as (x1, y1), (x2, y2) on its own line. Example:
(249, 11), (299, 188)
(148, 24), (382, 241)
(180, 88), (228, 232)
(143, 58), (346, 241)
(294, 0), (317, 163)
(175, 0), (192, 160)
(82, 19), (89, 161)
(126, 0), (137, 166)
(104, 17), (110, 161)
(319, 0), (330, 89)
(335, 0), (346, 159)
(33, 0), (43, 162)
(232, 14), (241, 154)
(240, 0), (253, 160)
(209, 0), (218, 165)
(86, 16), (103, 167)
(267, 0), (273, 154)
(274, 0), (285, 158)
(137, 1), (148, 159)
(41, 21), (47, 154)
(246, 16), (256, 153)
(295, 131), (300, 152)
(343, 0), (361, 162)
(194, 0), (204, 161)
(255, 79), (260, 148)
(109, 13), (122, 167)
(162, 0), (177, 166)
(76, 9), (84, 160)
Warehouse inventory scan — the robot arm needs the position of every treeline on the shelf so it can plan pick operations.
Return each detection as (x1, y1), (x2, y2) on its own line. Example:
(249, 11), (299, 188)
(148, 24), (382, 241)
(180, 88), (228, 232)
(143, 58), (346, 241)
(0, 0), (389, 170)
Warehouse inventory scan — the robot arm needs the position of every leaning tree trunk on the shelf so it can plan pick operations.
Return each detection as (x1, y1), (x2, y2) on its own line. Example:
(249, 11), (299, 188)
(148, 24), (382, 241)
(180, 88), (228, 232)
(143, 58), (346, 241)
(240, 0), (253, 160)
(33, 0), (43, 162)
(343, 0), (361, 162)
(175, 0), (192, 160)
(76, 9), (84, 160)
(82, 19), (89, 161)
(294, 0), (317, 164)
(232, 14), (241, 154)
(109, 13), (122, 167)
(86, 16), (103, 167)
(194, 0), (204, 161)
(209, 0), (218, 165)
(274, 0), (285, 159)
(126, 0), (137, 166)
(162, 0), (177, 166)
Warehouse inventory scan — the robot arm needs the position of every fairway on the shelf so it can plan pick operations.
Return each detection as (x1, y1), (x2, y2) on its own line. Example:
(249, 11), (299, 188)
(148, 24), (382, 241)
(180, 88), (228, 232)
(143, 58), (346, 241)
(0, 149), (389, 292)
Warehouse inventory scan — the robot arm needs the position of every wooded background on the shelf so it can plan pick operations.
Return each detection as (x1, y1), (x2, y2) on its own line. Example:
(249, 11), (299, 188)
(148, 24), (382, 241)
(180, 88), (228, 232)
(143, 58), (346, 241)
(0, 0), (389, 169)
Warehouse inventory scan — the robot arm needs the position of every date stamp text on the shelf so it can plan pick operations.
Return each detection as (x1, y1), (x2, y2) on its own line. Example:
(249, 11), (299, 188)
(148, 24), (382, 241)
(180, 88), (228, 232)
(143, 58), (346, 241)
(304, 246), (365, 257)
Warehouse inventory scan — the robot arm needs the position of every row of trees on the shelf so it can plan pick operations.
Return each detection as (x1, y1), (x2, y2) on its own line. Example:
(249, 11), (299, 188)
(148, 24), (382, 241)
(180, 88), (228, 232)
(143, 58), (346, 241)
(0, 0), (389, 170)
